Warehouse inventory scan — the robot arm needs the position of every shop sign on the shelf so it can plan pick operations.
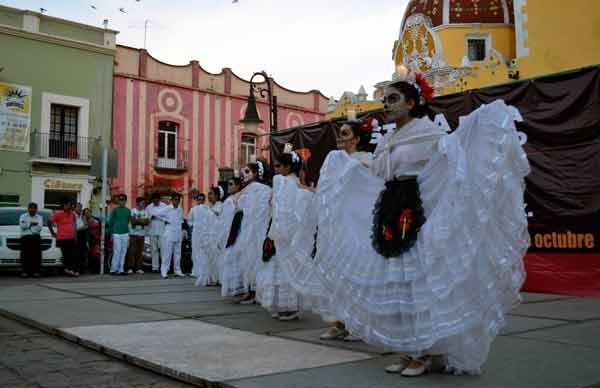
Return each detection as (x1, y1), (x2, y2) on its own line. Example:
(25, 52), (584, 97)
(43, 179), (83, 191)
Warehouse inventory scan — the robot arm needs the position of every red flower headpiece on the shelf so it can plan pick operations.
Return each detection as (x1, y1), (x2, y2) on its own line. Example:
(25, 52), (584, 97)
(394, 65), (435, 105)
(414, 73), (434, 104)
(360, 116), (375, 134)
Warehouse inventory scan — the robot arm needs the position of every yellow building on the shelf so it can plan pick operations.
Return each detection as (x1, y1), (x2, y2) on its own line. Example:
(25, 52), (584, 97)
(393, 0), (600, 95)
(326, 86), (383, 119)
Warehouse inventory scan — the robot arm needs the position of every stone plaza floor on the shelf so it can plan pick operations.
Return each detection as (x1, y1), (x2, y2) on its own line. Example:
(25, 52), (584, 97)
(1, 273), (599, 388)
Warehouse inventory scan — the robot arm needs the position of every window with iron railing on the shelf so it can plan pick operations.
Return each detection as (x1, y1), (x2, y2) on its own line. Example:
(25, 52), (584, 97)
(50, 104), (79, 159)
(158, 121), (178, 160)
(156, 121), (187, 169)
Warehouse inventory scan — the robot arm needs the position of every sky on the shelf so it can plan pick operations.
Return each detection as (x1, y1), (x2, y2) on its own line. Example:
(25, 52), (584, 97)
(4, 0), (410, 99)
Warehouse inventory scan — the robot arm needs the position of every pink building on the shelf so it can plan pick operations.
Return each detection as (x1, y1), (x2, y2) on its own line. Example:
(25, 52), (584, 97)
(112, 45), (328, 210)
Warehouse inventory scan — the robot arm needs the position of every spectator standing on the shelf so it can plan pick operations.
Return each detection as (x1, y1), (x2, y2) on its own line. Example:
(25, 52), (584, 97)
(19, 202), (43, 278)
(48, 198), (78, 277)
(157, 193), (185, 279)
(127, 197), (149, 274)
(74, 202), (88, 273)
(145, 192), (167, 273)
(83, 208), (101, 273)
(108, 194), (131, 275)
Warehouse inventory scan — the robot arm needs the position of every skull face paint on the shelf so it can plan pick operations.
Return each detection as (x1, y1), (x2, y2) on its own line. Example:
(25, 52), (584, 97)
(337, 123), (358, 152)
(383, 87), (412, 123)
(242, 166), (256, 183)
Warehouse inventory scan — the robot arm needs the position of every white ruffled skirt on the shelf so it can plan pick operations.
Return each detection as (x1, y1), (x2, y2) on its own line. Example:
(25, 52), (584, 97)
(193, 233), (220, 286)
(292, 101), (530, 374)
(220, 244), (245, 297)
(256, 253), (299, 312)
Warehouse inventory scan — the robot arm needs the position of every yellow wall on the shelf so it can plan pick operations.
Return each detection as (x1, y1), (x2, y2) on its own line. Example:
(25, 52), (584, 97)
(434, 26), (516, 94)
(392, 1), (600, 96)
(326, 99), (383, 120)
(517, 0), (600, 78)
(435, 26), (515, 68)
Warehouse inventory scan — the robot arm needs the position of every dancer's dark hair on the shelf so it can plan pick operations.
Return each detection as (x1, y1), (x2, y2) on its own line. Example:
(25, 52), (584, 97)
(339, 120), (372, 152)
(386, 80), (429, 118)
(278, 152), (302, 175)
(246, 161), (270, 185)
(211, 186), (223, 201)
(228, 177), (243, 196)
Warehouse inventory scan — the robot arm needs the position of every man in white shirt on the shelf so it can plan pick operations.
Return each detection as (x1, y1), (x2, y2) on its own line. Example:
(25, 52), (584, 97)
(145, 192), (167, 272)
(156, 193), (185, 279)
(19, 203), (43, 278)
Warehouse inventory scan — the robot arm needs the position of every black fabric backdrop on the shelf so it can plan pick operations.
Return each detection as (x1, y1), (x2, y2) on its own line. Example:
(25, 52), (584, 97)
(272, 65), (600, 238)
(271, 65), (600, 295)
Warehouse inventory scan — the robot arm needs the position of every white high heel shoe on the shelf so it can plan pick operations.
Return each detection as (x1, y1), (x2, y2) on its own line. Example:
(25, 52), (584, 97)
(400, 356), (432, 377)
(385, 355), (411, 374)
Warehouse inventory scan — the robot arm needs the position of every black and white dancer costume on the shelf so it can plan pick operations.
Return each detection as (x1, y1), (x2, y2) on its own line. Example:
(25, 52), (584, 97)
(288, 66), (530, 376)
(256, 146), (309, 320)
(192, 186), (225, 286)
(220, 162), (271, 303)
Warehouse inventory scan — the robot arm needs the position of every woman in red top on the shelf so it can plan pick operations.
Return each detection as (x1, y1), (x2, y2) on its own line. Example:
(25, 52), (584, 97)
(48, 198), (78, 277)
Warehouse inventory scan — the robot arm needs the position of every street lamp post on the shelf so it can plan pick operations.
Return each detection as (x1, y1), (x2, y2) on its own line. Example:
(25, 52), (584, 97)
(239, 71), (278, 133)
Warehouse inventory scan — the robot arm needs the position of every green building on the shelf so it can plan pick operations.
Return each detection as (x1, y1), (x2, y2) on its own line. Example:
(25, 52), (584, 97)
(0, 5), (117, 210)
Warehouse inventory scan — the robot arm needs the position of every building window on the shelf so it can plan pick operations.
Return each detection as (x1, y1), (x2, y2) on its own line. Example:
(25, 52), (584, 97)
(219, 167), (234, 183)
(467, 38), (487, 61)
(158, 121), (178, 160)
(49, 104), (79, 159)
(0, 194), (19, 207)
(240, 134), (256, 167)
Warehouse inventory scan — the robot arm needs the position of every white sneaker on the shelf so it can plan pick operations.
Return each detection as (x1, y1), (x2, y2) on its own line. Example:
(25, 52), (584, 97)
(174, 272), (186, 277)
(161, 275), (169, 279)
(136, 269), (144, 274)
(127, 269), (134, 274)
(271, 313), (279, 319)
(239, 297), (256, 305)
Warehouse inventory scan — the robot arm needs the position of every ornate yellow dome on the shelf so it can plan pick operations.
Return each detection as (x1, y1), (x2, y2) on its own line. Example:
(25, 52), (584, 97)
(401, 0), (514, 29)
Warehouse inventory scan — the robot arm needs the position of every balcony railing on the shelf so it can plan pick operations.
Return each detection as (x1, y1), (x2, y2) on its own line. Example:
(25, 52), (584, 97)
(30, 132), (92, 165)
(154, 157), (188, 171)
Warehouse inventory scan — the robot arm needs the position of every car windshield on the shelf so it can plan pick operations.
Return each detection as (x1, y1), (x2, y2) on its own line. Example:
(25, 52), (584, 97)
(0, 209), (52, 226)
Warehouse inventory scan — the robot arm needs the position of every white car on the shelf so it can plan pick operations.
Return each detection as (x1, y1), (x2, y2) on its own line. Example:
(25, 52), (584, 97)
(0, 207), (63, 268)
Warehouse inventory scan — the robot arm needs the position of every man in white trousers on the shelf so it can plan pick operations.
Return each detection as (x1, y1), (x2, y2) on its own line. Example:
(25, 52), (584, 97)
(157, 193), (185, 279)
(108, 194), (131, 275)
(145, 192), (167, 272)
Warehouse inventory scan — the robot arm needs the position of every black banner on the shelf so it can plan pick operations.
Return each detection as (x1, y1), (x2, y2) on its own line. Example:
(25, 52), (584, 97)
(271, 65), (600, 251)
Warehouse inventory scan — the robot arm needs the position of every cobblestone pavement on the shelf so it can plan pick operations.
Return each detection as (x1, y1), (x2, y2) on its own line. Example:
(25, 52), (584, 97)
(0, 315), (193, 388)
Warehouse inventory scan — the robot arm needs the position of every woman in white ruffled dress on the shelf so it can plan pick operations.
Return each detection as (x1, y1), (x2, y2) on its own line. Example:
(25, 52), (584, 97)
(193, 186), (225, 287)
(220, 162), (272, 304)
(207, 186), (224, 218)
(188, 196), (212, 279)
(217, 177), (242, 291)
(256, 148), (311, 321)
(299, 68), (530, 376)
(284, 118), (375, 340)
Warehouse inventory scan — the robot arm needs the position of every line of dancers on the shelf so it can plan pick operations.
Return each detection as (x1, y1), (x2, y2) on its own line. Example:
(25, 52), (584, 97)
(191, 66), (530, 377)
